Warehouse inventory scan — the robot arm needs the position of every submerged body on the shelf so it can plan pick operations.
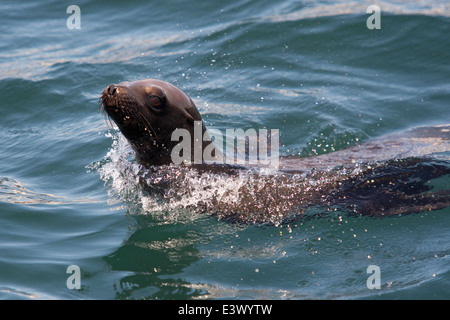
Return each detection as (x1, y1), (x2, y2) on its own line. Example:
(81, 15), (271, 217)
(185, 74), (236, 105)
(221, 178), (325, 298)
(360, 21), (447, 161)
(100, 79), (450, 224)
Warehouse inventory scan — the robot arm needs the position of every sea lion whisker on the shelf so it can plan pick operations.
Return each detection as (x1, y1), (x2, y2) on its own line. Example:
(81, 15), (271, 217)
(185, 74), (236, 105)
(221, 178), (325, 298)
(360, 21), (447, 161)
(98, 97), (104, 113)
(98, 99), (115, 132)
(102, 112), (118, 137)
(142, 116), (158, 139)
(134, 108), (158, 139)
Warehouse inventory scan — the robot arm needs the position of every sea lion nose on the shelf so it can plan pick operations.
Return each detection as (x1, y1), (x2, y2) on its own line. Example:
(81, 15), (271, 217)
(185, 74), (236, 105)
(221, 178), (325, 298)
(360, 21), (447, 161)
(107, 84), (118, 96)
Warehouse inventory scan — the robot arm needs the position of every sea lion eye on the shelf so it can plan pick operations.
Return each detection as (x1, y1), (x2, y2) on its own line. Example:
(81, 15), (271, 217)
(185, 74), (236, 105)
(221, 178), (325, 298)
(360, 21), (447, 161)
(148, 95), (163, 108)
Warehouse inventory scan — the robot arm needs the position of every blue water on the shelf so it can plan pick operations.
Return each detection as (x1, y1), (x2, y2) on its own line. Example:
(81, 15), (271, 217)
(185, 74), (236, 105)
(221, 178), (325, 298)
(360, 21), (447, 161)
(0, 0), (449, 299)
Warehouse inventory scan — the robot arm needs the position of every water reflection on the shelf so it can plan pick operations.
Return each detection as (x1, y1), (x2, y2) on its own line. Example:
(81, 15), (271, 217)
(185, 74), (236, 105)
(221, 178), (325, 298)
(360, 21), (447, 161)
(104, 214), (208, 299)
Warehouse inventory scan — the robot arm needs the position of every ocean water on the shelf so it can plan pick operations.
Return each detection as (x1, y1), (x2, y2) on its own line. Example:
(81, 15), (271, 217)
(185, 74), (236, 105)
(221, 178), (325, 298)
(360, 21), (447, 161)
(1, 0), (449, 300)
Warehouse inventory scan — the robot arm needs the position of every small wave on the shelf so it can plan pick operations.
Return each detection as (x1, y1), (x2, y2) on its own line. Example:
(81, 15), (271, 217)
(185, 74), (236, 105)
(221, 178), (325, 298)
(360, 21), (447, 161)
(96, 128), (450, 225)
(262, 1), (450, 23)
(0, 286), (57, 300)
(0, 177), (98, 206)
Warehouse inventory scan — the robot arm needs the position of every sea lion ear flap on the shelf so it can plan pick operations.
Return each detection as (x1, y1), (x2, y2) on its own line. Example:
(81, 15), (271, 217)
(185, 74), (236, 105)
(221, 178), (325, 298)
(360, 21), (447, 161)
(184, 98), (202, 124)
(185, 111), (195, 124)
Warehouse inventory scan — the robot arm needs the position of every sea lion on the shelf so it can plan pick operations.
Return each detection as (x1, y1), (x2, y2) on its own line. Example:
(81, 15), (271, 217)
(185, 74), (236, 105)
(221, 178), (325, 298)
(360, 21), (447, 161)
(100, 79), (450, 224)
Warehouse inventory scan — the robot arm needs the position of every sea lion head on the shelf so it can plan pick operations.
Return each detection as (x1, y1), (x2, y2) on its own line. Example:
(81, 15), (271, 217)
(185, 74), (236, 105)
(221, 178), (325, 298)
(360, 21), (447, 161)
(100, 79), (209, 167)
